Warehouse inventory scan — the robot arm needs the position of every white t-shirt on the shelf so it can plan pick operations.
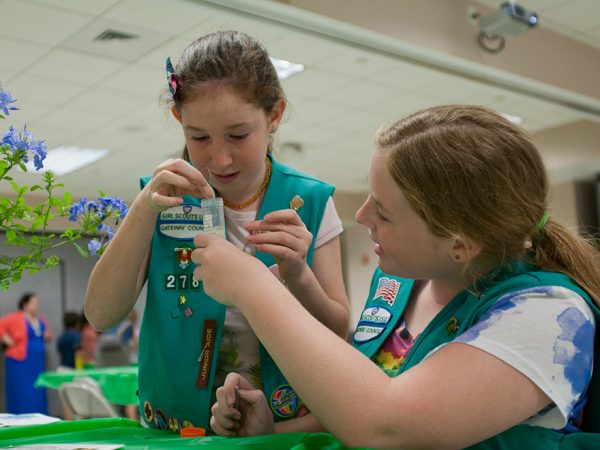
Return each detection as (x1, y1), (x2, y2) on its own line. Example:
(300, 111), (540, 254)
(437, 286), (595, 431)
(214, 197), (343, 389)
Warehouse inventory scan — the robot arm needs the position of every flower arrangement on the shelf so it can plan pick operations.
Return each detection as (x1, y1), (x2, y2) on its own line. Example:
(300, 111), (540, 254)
(0, 88), (127, 291)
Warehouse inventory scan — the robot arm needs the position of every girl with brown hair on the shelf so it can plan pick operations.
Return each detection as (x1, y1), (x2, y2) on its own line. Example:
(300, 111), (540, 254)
(202, 105), (600, 448)
(85, 31), (349, 431)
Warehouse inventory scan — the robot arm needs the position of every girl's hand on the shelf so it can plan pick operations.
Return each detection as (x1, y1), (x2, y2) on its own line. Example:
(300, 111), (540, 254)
(210, 373), (274, 437)
(143, 159), (214, 212)
(245, 209), (312, 282)
(192, 234), (272, 307)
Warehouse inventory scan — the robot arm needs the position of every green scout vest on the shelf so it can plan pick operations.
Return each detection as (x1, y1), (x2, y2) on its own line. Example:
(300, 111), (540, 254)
(137, 155), (334, 431)
(354, 265), (600, 449)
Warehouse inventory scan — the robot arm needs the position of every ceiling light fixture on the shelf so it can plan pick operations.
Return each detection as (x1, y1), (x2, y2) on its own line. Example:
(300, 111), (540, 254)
(270, 57), (304, 80)
(26, 146), (109, 176)
(501, 112), (524, 124)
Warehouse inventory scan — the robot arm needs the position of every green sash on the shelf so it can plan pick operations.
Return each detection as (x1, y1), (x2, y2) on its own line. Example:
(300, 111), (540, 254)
(137, 155), (334, 430)
(354, 266), (600, 449)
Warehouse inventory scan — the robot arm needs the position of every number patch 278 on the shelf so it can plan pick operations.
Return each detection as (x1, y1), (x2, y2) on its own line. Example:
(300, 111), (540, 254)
(164, 273), (201, 290)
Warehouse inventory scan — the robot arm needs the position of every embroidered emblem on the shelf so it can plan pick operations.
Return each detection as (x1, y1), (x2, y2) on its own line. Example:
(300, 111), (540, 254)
(182, 419), (194, 428)
(168, 416), (180, 432)
(179, 295), (187, 305)
(353, 324), (386, 343)
(143, 400), (153, 423)
(174, 246), (193, 270)
(158, 200), (225, 240)
(170, 307), (181, 319)
(184, 307), (193, 317)
(154, 408), (167, 430)
(270, 384), (300, 418)
(446, 317), (460, 335)
(373, 277), (401, 306)
(358, 306), (392, 325)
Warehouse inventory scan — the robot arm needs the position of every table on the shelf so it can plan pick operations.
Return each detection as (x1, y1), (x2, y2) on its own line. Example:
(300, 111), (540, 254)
(35, 366), (138, 406)
(0, 418), (365, 449)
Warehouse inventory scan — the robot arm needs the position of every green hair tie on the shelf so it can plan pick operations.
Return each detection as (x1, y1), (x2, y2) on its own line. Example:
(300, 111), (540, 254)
(535, 212), (549, 232)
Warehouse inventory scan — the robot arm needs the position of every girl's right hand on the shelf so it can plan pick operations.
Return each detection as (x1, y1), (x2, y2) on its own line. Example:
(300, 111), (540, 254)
(143, 158), (214, 212)
(210, 372), (275, 437)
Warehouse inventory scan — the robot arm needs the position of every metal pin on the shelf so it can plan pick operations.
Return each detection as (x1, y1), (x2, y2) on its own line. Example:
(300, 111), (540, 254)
(289, 195), (304, 211)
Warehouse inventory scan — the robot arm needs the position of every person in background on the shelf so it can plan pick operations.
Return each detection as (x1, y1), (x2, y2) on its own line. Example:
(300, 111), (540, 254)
(102, 308), (138, 364)
(85, 30), (349, 431)
(202, 105), (600, 448)
(56, 311), (81, 369)
(75, 312), (98, 369)
(0, 293), (53, 414)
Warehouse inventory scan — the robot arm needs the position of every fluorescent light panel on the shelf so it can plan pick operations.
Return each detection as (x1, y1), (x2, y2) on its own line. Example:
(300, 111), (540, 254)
(26, 146), (109, 176)
(270, 57), (304, 80)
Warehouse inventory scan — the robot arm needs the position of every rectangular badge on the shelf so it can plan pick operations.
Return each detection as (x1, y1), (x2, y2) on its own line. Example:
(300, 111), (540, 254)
(196, 319), (216, 388)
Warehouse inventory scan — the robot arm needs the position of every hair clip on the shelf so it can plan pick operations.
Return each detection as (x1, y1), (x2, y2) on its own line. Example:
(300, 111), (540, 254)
(165, 57), (178, 99)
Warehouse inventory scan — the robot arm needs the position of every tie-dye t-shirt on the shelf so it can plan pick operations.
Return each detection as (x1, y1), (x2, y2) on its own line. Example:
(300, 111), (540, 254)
(436, 286), (595, 431)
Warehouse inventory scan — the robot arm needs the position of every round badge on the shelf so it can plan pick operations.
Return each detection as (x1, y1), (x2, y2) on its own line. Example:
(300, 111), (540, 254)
(143, 400), (153, 424)
(269, 384), (300, 418)
(154, 408), (168, 430)
(168, 416), (180, 432)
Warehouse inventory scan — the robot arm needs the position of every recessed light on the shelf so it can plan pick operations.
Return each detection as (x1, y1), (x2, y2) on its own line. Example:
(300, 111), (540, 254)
(270, 57), (304, 80)
(501, 112), (523, 124)
(26, 146), (109, 176)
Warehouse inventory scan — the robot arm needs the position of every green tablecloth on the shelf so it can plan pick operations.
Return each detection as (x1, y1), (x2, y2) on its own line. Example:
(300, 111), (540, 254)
(35, 366), (138, 406)
(0, 418), (365, 449)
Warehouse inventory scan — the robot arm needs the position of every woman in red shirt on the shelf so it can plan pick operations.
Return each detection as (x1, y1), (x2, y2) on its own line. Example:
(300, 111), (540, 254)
(0, 293), (53, 414)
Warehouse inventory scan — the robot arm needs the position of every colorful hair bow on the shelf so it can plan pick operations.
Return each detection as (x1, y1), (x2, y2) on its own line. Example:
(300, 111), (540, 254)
(165, 57), (178, 99)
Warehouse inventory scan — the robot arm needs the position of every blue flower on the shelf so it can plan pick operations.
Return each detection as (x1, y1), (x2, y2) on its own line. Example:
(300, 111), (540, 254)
(0, 125), (46, 169)
(68, 198), (88, 222)
(88, 239), (102, 256)
(29, 139), (47, 170)
(0, 90), (18, 116)
(97, 223), (115, 240)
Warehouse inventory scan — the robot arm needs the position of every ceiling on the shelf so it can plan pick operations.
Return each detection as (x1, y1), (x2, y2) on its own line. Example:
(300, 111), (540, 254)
(1, 0), (599, 203)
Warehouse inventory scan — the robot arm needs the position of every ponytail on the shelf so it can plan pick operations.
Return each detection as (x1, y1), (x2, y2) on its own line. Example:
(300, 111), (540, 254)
(530, 218), (600, 307)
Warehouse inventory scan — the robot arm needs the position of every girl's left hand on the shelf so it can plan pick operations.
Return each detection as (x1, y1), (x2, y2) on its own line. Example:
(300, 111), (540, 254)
(192, 234), (272, 307)
(245, 209), (311, 282)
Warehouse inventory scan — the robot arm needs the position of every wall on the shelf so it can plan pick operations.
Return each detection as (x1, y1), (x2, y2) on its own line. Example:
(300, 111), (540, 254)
(280, 0), (600, 101)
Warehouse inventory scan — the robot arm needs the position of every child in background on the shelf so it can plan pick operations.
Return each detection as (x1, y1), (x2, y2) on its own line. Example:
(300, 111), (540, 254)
(75, 312), (98, 369)
(56, 311), (81, 369)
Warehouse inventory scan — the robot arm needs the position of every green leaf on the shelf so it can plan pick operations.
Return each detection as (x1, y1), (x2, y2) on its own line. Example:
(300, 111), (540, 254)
(5, 229), (16, 242)
(73, 242), (89, 257)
